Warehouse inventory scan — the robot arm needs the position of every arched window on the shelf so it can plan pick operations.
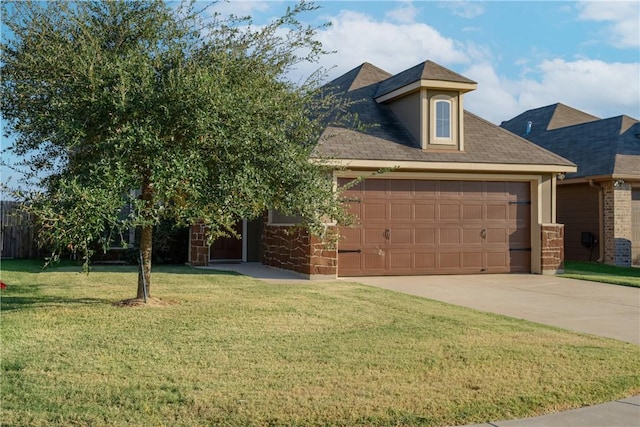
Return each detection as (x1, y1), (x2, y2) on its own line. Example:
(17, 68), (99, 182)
(435, 100), (451, 139)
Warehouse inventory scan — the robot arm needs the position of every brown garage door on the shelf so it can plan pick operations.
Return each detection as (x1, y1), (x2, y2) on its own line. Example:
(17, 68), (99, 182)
(338, 179), (531, 276)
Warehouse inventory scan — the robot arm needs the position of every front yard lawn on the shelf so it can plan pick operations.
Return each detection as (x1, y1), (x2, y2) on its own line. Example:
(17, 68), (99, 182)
(563, 261), (640, 288)
(1, 259), (639, 426)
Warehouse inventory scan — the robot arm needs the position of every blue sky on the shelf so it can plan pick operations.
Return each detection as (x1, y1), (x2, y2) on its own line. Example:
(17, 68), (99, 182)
(2, 1), (639, 188)
(211, 0), (640, 123)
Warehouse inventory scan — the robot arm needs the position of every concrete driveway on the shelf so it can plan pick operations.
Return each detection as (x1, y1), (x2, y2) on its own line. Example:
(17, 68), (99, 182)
(345, 273), (640, 345)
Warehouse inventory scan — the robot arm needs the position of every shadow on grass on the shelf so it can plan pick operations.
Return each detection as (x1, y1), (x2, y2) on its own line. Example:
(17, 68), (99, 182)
(0, 295), (113, 312)
(1, 259), (241, 276)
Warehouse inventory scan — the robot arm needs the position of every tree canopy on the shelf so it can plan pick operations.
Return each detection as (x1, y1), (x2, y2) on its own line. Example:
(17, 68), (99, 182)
(1, 0), (348, 299)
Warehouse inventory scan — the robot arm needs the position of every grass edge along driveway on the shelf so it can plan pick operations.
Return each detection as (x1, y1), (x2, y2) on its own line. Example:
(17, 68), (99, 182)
(1, 260), (639, 426)
(562, 261), (640, 288)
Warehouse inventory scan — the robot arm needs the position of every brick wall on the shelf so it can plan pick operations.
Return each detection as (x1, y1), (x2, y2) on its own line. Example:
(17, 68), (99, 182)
(262, 225), (337, 279)
(541, 223), (564, 274)
(602, 181), (632, 267)
(189, 223), (209, 266)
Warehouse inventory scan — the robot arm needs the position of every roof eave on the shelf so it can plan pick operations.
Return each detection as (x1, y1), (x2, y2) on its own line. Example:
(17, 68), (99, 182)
(314, 158), (577, 174)
(375, 80), (477, 104)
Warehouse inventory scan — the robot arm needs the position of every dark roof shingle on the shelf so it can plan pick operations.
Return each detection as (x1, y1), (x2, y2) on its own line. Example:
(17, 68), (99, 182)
(501, 104), (640, 179)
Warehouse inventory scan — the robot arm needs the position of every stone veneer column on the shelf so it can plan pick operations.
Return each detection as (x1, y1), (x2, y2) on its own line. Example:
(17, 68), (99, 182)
(189, 223), (209, 266)
(541, 223), (565, 274)
(262, 225), (337, 279)
(602, 181), (632, 267)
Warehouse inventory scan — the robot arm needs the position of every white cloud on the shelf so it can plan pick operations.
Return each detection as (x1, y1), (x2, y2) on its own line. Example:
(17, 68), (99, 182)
(439, 1), (485, 19)
(577, 1), (640, 48)
(385, 1), (420, 24)
(464, 59), (640, 123)
(297, 9), (469, 82)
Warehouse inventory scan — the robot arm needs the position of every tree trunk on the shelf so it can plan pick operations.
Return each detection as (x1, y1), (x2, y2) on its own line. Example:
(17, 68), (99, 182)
(137, 177), (153, 300)
(137, 223), (152, 300)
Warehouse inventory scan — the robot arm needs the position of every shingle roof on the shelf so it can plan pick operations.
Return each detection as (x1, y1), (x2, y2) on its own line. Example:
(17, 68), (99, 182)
(375, 60), (476, 99)
(313, 62), (574, 169)
(501, 104), (640, 179)
(547, 103), (600, 130)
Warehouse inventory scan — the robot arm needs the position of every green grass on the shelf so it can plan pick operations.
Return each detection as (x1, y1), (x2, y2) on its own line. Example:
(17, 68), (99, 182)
(562, 261), (640, 288)
(1, 259), (639, 426)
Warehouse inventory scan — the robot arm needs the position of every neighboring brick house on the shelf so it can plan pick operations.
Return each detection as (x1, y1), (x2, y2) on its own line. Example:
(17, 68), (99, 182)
(501, 103), (640, 267)
(190, 61), (576, 278)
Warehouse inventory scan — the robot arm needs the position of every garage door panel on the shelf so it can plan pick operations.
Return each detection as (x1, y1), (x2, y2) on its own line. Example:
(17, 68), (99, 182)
(363, 203), (387, 220)
(363, 252), (385, 270)
(486, 228), (508, 245)
(415, 228), (436, 245)
(363, 228), (386, 244)
(462, 228), (484, 244)
(509, 182), (530, 200)
(340, 228), (362, 245)
(462, 252), (483, 268)
(462, 181), (483, 198)
(439, 228), (461, 244)
(388, 179), (413, 195)
(439, 204), (461, 220)
(439, 252), (462, 269)
(487, 204), (508, 220)
(389, 251), (413, 269)
(509, 251), (531, 272)
(462, 203), (483, 220)
(512, 205), (531, 222)
(509, 228), (530, 247)
(391, 203), (412, 220)
(339, 252), (362, 272)
(338, 178), (531, 276)
(486, 181), (509, 195)
(415, 203), (436, 220)
(389, 228), (412, 245)
(440, 181), (462, 196)
(414, 252), (436, 269)
(364, 179), (387, 194)
(487, 252), (508, 270)
(414, 180), (437, 194)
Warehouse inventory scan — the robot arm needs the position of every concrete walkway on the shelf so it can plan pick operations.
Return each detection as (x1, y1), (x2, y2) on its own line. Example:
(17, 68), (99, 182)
(204, 264), (640, 426)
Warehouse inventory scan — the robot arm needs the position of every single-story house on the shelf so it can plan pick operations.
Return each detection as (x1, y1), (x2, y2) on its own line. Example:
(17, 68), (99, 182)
(189, 60), (577, 278)
(501, 103), (640, 267)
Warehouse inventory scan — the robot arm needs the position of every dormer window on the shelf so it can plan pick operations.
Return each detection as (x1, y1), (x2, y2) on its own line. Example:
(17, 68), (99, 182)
(435, 100), (451, 139)
(373, 60), (477, 152)
(429, 93), (457, 146)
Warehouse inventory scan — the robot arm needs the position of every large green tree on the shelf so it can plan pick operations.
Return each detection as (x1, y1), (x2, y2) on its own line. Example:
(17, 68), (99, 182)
(1, 0), (348, 300)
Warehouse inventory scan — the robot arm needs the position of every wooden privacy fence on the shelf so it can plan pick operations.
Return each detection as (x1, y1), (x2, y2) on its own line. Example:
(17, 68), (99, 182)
(1, 201), (37, 259)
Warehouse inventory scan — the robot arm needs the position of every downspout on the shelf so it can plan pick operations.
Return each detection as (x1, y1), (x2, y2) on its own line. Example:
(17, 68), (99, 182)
(588, 179), (604, 262)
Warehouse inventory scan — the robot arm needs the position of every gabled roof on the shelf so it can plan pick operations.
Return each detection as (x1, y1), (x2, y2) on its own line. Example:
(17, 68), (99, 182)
(375, 60), (477, 100)
(313, 62), (575, 172)
(501, 104), (640, 179)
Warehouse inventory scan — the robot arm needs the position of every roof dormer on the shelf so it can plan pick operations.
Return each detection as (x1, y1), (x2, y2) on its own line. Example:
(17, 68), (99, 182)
(374, 61), (477, 151)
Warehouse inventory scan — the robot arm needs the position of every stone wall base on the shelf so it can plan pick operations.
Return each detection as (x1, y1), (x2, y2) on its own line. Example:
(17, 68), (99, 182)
(262, 225), (337, 278)
(189, 223), (209, 266)
(541, 223), (565, 274)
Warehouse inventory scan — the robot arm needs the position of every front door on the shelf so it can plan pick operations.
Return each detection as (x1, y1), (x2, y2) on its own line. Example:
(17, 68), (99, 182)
(210, 221), (243, 261)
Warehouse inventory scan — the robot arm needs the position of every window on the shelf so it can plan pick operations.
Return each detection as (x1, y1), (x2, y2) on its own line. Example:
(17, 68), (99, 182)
(435, 100), (451, 139)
